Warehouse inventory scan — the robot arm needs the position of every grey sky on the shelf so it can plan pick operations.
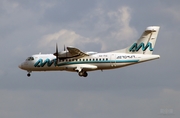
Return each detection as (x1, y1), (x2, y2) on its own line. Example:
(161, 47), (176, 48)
(0, 0), (180, 118)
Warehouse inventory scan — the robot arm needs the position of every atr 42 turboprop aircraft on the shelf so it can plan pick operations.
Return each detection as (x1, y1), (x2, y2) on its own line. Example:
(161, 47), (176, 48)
(19, 26), (160, 77)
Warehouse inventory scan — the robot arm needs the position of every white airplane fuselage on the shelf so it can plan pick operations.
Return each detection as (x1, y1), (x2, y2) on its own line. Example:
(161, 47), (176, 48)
(19, 53), (160, 72)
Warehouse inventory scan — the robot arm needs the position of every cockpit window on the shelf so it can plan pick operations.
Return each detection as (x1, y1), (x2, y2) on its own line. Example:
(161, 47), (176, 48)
(26, 57), (34, 61)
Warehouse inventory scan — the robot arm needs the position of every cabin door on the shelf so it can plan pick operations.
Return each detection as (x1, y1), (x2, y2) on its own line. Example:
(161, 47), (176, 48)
(110, 54), (116, 67)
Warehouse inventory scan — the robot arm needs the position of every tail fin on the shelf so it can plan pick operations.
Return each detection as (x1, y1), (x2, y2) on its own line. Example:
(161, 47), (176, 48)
(112, 26), (160, 54)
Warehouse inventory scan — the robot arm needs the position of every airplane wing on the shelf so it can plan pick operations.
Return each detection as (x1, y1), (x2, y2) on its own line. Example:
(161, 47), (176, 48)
(67, 46), (89, 57)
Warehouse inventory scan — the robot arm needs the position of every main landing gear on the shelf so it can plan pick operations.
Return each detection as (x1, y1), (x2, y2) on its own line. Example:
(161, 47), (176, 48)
(78, 71), (88, 77)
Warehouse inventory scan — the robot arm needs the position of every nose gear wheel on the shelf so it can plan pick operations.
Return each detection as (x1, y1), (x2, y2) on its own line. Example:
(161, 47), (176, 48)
(27, 71), (32, 77)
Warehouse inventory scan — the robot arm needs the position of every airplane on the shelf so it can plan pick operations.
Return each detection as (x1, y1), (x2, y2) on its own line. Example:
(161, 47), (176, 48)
(19, 26), (160, 77)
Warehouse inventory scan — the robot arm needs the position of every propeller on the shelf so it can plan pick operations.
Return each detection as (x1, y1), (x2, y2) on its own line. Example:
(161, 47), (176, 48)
(64, 44), (67, 57)
(53, 43), (59, 66)
(53, 44), (68, 65)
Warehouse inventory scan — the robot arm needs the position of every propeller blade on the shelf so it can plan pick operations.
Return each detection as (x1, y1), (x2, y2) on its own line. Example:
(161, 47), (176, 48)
(65, 45), (67, 57)
(56, 43), (58, 54)
(55, 43), (58, 65)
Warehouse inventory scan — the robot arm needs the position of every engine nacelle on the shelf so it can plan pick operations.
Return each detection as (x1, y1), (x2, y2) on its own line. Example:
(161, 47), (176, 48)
(58, 51), (67, 55)
(58, 51), (73, 58)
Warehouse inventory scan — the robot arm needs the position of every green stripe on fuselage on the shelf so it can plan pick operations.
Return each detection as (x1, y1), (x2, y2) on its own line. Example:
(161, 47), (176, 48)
(55, 60), (139, 66)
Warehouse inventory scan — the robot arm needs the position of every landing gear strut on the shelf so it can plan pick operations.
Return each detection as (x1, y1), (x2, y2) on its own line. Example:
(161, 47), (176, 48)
(78, 71), (88, 77)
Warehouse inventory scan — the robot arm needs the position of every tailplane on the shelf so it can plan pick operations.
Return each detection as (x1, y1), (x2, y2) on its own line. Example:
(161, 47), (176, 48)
(111, 26), (160, 54)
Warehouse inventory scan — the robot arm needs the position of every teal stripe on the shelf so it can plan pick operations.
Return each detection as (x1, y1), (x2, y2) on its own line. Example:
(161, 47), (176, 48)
(56, 60), (139, 66)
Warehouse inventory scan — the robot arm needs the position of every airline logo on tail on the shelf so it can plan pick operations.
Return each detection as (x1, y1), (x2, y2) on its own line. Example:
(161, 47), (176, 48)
(129, 42), (153, 52)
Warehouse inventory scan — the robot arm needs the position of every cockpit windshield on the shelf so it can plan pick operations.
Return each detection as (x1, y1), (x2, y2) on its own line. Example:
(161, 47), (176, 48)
(26, 57), (34, 61)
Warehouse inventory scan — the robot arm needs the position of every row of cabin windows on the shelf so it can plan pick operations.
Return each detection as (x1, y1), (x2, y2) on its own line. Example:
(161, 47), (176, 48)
(59, 58), (108, 62)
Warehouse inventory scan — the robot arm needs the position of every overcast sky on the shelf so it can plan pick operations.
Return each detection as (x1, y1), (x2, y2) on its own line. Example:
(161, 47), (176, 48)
(0, 0), (180, 118)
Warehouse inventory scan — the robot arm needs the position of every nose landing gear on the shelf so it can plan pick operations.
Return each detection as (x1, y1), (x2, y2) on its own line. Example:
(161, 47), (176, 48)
(27, 73), (31, 77)
(27, 71), (32, 77)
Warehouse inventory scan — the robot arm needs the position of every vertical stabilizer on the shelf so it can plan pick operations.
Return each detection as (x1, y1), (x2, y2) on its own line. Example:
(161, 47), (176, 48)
(111, 26), (160, 54)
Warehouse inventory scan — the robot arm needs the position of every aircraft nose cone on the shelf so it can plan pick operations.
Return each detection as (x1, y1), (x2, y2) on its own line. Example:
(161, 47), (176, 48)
(18, 64), (22, 69)
(19, 63), (24, 69)
(18, 62), (28, 70)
